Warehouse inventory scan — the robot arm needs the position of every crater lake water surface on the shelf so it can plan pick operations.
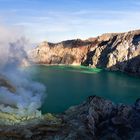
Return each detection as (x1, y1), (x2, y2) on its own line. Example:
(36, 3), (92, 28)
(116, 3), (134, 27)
(29, 65), (140, 114)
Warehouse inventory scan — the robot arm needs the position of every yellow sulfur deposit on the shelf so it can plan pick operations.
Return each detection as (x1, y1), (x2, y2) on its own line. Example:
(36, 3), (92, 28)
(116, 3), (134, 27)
(0, 110), (42, 125)
(0, 72), (44, 125)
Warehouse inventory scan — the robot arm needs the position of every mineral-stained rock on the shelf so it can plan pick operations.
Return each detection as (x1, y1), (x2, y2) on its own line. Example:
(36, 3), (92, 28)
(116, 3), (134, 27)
(0, 74), (16, 93)
(0, 96), (140, 140)
(29, 29), (140, 75)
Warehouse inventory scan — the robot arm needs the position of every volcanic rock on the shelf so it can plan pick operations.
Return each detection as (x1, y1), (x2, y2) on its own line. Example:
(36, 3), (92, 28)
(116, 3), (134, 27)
(0, 96), (140, 139)
(29, 29), (140, 75)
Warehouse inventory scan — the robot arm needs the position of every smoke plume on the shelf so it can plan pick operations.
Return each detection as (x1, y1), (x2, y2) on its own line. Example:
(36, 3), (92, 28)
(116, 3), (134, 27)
(0, 25), (46, 118)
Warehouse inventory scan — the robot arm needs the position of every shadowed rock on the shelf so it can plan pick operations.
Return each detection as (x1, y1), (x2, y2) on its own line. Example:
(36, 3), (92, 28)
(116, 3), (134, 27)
(0, 96), (140, 139)
(0, 74), (16, 93)
(29, 29), (140, 75)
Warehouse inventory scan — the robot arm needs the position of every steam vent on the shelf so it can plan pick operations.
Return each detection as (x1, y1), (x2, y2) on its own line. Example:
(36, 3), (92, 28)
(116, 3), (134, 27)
(0, 74), (41, 125)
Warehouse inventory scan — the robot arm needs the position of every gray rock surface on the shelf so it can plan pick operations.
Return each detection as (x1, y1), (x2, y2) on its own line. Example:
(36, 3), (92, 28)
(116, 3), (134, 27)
(0, 96), (140, 140)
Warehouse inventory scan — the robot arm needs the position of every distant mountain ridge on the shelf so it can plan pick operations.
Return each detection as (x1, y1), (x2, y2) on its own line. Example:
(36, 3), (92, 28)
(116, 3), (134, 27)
(29, 29), (140, 75)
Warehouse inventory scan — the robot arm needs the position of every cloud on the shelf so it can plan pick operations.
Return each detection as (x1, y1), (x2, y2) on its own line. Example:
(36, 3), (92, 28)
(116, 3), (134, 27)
(11, 9), (140, 42)
(1, 0), (140, 43)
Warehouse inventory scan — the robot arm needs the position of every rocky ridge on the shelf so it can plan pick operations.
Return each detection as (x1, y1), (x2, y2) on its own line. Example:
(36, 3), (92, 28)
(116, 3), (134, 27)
(29, 29), (140, 75)
(0, 96), (140, 140)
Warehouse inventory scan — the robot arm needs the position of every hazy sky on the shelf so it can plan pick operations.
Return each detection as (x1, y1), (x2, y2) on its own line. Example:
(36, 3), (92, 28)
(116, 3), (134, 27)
(0, 0), (140, 42)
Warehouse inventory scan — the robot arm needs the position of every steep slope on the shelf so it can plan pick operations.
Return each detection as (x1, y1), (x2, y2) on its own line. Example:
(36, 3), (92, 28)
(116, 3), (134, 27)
(29, 29), (140, 74)
(0, 96), (140, 139)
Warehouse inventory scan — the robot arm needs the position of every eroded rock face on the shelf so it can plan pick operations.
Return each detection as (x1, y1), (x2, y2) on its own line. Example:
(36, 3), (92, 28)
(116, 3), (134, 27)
(29, 29), (140, 75)
(29, 39), (91, 65)
(0, 96), (140, 140)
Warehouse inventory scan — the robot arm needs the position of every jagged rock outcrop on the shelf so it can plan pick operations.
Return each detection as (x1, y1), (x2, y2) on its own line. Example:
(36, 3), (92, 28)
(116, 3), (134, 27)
(29, 29), (140, 74)
(0, 96), (140, 140)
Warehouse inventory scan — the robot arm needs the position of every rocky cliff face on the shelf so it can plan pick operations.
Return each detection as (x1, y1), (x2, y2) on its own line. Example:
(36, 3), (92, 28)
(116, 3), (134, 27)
(29, 29), (140, 74)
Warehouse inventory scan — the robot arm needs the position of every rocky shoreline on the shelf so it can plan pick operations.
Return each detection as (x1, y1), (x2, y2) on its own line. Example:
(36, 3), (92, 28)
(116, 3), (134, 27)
(0, 96), (140, 140)
(29, 29), (140, 75)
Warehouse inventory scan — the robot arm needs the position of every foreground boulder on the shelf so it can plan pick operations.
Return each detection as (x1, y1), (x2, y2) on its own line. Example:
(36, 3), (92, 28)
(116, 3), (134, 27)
(0, 96), (140, 140)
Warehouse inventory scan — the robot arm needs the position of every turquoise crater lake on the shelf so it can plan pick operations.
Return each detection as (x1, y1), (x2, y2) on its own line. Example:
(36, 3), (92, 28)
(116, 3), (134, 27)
(29, 65), (140, 114)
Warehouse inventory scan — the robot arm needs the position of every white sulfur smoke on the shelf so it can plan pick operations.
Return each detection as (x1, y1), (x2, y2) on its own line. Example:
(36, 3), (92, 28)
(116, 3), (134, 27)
(0, 25), (46, 117)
